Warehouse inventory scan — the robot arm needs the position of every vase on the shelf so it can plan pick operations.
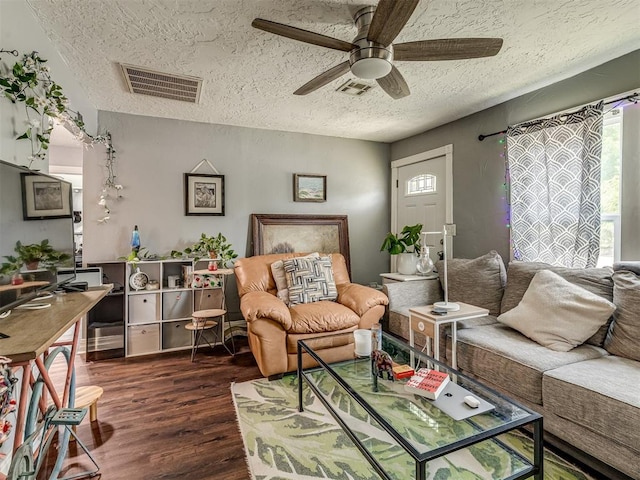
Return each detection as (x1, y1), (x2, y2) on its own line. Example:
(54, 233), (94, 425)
(396, 253), (417, 275)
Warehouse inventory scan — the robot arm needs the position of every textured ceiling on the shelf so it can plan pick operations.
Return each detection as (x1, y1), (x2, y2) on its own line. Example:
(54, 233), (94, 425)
(27, 0), (640, 143)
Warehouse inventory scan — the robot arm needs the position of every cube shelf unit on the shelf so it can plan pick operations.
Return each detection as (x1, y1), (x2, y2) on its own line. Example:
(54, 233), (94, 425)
(125, 258), (231, 357)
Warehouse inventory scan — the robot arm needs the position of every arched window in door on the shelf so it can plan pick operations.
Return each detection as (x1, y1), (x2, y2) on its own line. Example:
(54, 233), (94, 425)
(407, 174), (436, 195)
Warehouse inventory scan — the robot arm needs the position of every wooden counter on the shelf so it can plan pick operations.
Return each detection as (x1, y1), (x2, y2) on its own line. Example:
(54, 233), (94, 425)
(0, 285), (111, 363)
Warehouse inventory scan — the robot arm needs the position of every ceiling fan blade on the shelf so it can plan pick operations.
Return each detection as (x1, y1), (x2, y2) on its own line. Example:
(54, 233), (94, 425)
(252, 18), (354, 52)
(394, 38), (504, 61)
(377, 65), (410, 99)
(294, 61), (351, 95)
(367, 0), (420, 46)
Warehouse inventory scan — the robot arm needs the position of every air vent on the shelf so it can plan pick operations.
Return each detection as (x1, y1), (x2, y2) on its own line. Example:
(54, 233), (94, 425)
(336, 79), (374, 96)
(119, 63), (202, 103)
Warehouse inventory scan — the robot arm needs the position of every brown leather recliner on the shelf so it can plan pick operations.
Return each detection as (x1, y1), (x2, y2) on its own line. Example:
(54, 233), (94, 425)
(234, 252), (388, 378)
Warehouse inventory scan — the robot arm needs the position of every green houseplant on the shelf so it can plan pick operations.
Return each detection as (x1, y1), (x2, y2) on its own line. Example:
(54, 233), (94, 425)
(1, 239), (71, 273)
(380, 223), (423, 275)
(380, 223), (423, 254)
(174, 233), (238, 267)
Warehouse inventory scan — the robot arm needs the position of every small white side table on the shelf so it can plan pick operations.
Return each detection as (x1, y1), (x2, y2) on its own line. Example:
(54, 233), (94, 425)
(408, 302), (489, 369)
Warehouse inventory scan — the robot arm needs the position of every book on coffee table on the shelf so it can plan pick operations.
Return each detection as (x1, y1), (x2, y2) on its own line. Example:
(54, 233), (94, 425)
(405, 368), (450, 400)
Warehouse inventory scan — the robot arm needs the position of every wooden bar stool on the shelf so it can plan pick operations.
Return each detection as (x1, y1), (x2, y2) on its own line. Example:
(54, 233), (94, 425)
(74, 385), (104, 423)
(185, 309), (226, 362)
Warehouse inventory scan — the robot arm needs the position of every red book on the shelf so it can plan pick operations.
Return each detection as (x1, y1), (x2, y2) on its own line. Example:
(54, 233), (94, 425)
(404, 368), (450, 400)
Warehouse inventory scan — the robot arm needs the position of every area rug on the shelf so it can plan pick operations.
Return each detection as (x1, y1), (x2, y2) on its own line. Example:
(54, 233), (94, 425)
(232, 373), (594, 480)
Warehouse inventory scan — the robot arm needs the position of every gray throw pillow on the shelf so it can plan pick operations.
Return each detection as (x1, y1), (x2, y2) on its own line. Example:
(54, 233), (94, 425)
(605, 269), (640, 361)
(436, 250), (506, 316)
(498, 270), (616, 352)
(501, 261), (614, 346)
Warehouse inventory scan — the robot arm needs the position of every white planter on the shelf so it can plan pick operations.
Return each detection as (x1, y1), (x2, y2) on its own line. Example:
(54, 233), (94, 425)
(396, 253), (417, 275)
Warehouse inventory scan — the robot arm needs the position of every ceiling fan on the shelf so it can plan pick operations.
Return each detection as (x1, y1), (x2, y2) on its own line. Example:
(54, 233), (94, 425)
(252, 0), (503, 99)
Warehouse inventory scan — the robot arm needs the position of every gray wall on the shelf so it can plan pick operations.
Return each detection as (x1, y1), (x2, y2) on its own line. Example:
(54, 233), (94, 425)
(391, 50), (640, 262)
(83, 112), (390, 290)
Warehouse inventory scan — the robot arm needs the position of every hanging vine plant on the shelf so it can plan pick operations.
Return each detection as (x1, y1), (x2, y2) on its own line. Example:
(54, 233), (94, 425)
(1, 49), (124, 222)
(0, 49), (85, 167)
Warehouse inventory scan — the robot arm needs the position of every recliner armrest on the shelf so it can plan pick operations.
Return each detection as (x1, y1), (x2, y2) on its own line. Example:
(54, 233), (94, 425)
(240, 291), (293, 330)
(337, 283), (388, 317)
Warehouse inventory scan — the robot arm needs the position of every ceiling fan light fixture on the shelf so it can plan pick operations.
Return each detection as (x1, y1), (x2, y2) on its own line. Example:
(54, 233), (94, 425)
(350, 57), (392, 79)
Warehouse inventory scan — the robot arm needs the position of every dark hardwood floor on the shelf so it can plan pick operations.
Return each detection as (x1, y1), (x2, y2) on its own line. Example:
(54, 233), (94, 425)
(38, 338), (262, 480)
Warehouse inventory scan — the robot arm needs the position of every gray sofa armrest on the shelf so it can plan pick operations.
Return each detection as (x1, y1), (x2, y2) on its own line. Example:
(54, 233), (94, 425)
(382, 279), (443, 312)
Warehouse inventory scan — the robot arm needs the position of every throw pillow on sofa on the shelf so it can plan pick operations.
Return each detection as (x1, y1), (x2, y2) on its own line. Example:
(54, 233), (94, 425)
(283, 256), (338, 306)
(497, 269), (616, 352)
(605, 267), (640, 362)
(435, 250), (506, 315)
(271, 252), (319, 305)
(500, 261), (614, 346)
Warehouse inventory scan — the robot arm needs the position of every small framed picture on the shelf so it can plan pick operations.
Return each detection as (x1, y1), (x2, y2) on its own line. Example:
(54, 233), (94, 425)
(21, 173), (72, 220)
(293, 173), (327, 202)
(184, 173), (225, 216)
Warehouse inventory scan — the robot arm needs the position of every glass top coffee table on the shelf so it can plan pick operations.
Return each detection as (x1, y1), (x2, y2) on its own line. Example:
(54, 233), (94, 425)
(297, 331), (543, 480)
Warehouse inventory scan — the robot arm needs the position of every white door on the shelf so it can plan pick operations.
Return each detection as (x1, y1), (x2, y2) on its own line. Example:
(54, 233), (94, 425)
(391, 145), (453, 268)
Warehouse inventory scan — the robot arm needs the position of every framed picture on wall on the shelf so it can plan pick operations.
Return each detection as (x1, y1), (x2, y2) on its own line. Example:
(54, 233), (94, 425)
(21, 173), (72, 220)
(184, 173), (225, 216)
(293, 173), (326, 202)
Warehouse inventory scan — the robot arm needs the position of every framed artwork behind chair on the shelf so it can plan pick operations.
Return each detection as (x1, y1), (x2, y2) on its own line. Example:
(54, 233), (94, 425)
(251, 214), (350, 275)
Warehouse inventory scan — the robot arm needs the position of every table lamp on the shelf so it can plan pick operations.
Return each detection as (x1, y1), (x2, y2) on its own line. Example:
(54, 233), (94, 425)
(422, 225), (460, 312)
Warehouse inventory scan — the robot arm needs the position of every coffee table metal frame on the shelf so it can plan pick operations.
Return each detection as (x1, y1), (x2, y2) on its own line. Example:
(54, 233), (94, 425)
(297, 332), (543, 480)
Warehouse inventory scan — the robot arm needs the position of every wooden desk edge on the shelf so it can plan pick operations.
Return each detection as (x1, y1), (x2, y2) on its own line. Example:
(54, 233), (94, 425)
(1, 284), (112, 364)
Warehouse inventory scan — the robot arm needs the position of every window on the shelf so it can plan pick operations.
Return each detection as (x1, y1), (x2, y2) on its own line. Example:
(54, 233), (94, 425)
(597, 99), (640, 265)
(407, 174), (436, 195)
(598, 109), (622, 266)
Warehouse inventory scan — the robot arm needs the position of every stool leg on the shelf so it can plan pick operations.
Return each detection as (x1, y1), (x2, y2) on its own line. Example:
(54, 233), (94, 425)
(191, 329), (201, 362)
(89, 402), (98, 423)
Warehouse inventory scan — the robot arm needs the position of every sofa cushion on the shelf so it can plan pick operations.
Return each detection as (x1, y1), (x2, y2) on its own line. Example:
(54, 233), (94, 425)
(497, 270), (615, 352)
(288, 301), (359, 334)
(271, 252), (319, 305)
(436, 251), (506, 316)
(457, 324), (608, 404)
(284, 256), (337, 306)
(605, 269), (640, 361)
(543, 356), (640, 452)
(501, 262), (614, 346)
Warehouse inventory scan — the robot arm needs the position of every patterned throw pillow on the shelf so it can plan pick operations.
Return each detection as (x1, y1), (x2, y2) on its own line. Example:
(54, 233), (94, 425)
(283, 256), (337, 306)
(271, 252), (319, 305)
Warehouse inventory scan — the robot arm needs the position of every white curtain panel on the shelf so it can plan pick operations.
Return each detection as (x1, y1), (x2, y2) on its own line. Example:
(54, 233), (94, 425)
(507, 102), (604, 268)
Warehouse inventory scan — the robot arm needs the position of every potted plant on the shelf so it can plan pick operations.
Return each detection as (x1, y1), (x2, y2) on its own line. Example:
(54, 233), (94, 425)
(380, 223), (423, 274)
(177, 233), (238, 267)
(3, 240), (71, 271)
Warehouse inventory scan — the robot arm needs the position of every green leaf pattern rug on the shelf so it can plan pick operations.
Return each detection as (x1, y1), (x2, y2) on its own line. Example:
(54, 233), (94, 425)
(232, 371), (593, 480)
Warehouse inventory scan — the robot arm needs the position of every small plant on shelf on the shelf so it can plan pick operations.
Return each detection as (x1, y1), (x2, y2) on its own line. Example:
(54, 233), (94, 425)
(172, 233), (238, 267)
(380, 224), (423, 254)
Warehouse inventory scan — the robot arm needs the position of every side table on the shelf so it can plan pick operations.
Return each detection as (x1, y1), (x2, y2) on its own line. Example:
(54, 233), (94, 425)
(408, 302), (489, 369)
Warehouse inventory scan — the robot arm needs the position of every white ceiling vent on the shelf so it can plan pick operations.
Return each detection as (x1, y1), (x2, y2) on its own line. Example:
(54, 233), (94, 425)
(119, 63), (203, 103)
(336, 79), (375, 96)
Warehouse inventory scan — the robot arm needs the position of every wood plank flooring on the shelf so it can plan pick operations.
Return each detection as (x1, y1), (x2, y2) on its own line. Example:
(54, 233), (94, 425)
(37, 338), (262, 480)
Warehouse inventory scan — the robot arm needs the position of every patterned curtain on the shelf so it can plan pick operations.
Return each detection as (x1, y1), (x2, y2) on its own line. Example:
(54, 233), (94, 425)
(506, 102), (604, 268)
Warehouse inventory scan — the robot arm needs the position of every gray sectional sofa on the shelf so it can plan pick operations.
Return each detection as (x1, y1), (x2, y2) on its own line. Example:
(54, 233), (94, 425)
(382, 252), (640, 480)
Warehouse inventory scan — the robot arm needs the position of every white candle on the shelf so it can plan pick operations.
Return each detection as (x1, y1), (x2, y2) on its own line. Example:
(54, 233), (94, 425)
(353, 329), (372, 357)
